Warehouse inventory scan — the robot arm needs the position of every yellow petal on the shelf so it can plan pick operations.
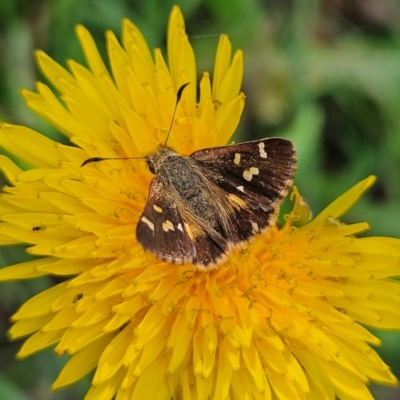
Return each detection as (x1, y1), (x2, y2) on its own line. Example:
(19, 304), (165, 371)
(309, 175), (376, 228)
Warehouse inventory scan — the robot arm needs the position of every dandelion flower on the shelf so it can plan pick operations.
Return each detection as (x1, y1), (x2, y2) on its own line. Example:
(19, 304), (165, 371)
(1, 6), (400, 400)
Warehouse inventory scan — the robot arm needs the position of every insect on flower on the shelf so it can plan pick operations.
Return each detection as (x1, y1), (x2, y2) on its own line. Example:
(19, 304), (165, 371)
(82, 83), (296, 269)
(32, 223), (46, 232)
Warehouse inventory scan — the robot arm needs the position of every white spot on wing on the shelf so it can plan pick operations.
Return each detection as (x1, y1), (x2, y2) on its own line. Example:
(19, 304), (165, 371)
(258, 142), (267, 158)
(251, 222), (259, 232)
(243, 170), (252, 181)
(237, 185), (245, 192)
(141, 216), (154, 231)
(162, 220), (175, 232)
(153, 204), (163, 213)
(250, 167), (259, 175)
(243, 167), (259, 181)
(177, 223), (183, 232)
(234, 153), (241, 165)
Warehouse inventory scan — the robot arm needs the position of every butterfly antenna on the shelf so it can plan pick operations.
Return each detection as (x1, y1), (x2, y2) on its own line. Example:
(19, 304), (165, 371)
(81, 83), (190, 167)
(81, 155), (144, 167)
(164, 82), (190, 146)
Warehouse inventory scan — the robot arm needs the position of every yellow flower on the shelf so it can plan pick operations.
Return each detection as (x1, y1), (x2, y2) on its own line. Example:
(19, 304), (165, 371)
(0, 6), (399, 400)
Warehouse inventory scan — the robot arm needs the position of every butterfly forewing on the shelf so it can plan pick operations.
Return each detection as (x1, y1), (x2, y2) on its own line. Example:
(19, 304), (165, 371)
(136, 178), (196, 264)
(191, 138), (296, 210)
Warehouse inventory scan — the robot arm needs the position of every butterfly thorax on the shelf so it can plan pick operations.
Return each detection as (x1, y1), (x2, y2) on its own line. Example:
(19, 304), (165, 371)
(146, 144), (220, 227)
(147, 145), (203, 199)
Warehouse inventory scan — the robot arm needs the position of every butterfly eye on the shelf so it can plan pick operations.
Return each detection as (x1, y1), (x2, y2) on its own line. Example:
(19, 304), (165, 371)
(148, 160), (155, 174)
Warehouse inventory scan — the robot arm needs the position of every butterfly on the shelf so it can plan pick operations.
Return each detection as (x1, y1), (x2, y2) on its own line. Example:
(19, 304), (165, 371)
(135, 137), (296, 269)
(82, 84), (296, 270)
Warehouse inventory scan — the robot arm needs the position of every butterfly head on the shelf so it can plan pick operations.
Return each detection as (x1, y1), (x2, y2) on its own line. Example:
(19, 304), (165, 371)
(146, 144), (178, 175)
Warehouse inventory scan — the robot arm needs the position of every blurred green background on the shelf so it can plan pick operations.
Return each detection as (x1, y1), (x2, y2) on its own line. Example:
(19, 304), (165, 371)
(1, 0), (400, 399)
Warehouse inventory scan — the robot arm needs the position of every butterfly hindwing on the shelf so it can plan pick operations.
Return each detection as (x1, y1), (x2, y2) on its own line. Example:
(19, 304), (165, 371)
(136, 178), (196, 264)
(192, 232), (228, 266)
